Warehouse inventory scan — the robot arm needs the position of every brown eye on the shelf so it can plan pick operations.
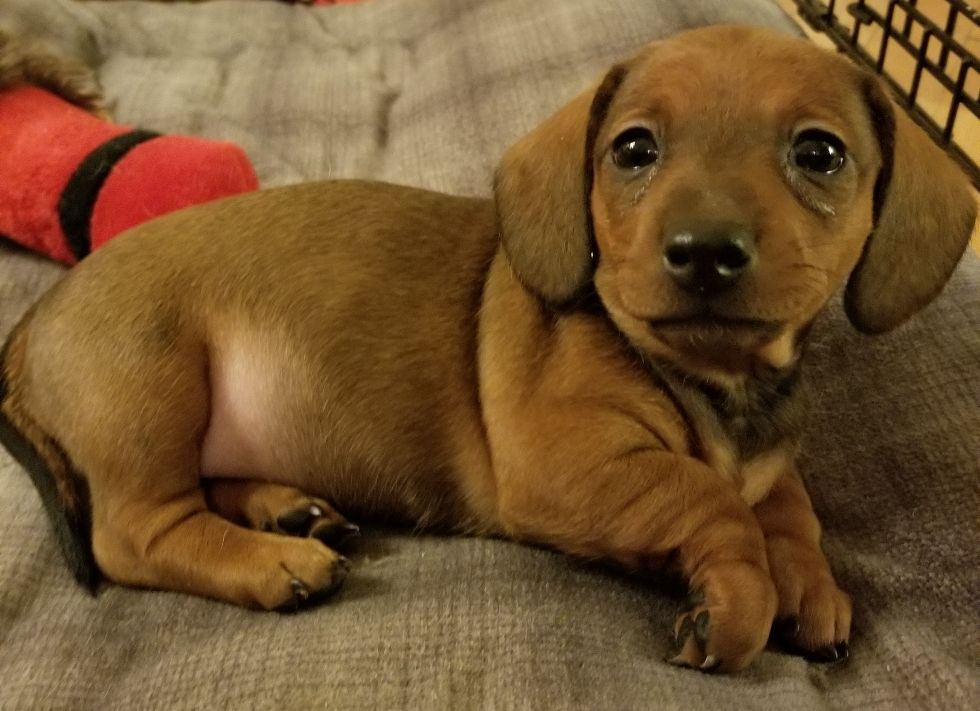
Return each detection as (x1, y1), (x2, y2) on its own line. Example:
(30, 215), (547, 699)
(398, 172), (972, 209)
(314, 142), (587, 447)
(791, 129), (846, 174)
(611, 127), (659, 170)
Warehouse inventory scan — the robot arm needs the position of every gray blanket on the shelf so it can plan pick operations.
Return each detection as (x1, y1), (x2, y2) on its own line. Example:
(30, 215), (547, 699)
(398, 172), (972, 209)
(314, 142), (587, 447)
(0, 1), (977, 709)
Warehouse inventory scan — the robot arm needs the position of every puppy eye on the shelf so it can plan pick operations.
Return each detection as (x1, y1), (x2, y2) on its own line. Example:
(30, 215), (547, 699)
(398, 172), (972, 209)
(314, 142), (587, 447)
(611, 127), (659, 170)
(791, 129), (846, 174)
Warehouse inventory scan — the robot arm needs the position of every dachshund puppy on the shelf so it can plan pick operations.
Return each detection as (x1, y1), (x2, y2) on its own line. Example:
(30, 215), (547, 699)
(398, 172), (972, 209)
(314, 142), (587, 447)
(0, 25), (975, 673)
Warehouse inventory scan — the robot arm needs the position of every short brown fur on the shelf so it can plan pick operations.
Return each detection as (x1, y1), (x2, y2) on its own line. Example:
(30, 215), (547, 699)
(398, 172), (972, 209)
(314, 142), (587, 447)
(1, 26), (974, 672)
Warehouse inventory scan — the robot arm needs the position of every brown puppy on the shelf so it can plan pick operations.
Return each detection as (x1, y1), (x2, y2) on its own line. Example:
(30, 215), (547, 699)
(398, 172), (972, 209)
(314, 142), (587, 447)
(0, 25), (975, 673)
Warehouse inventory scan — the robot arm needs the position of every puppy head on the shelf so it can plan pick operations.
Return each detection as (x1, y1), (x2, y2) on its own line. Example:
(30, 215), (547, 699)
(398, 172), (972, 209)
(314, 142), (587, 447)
(495, 25), (976, 377)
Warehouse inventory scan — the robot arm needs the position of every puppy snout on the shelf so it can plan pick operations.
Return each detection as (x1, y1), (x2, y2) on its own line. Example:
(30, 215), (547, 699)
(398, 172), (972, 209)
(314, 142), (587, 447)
(662, 223), (756, 297)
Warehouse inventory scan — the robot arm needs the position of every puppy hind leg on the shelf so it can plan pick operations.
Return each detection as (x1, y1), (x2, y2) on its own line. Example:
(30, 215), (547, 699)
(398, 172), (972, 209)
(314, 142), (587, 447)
(204, 479), (360, 548)
(94, 491), (350, 611)
(55, 342), (348, 610)
(86, 409), (351, 611)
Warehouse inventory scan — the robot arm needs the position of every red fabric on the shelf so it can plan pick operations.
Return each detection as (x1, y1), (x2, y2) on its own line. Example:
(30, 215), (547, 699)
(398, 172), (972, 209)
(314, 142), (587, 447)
(90, 135), (258, 252)
(0, 86), (128, 262)
(0, 85), (258, 264)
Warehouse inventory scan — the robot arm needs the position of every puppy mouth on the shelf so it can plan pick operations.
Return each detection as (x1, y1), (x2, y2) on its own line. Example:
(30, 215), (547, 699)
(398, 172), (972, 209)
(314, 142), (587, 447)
(648, 313), (780, 335)
(646, 312), (784, 353)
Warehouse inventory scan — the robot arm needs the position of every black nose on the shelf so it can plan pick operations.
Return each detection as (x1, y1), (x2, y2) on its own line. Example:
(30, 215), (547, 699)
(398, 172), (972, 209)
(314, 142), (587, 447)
(662, 224), (756, 296)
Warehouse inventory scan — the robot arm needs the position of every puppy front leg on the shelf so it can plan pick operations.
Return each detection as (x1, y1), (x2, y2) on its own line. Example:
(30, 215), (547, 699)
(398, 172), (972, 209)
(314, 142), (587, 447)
(497, 438), (777, 672)
(753, 468), (851, 661)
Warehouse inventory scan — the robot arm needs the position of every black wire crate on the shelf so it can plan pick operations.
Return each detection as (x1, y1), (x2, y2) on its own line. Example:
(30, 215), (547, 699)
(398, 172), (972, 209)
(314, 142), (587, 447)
(793, 0), (979, 188)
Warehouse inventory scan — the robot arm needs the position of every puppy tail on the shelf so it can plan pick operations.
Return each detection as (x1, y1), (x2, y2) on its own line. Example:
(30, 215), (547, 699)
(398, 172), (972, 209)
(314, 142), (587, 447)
(0, 316), (100, 592)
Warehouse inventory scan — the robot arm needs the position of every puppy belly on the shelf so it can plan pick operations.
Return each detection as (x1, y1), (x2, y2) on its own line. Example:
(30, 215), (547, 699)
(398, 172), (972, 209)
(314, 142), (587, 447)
(194, 334), (458, 526)
(199, 339), (287, 482)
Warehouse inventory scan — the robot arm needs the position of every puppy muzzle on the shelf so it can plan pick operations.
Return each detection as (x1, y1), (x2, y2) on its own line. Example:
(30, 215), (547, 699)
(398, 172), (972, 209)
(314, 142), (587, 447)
(661, 221), (757, 298)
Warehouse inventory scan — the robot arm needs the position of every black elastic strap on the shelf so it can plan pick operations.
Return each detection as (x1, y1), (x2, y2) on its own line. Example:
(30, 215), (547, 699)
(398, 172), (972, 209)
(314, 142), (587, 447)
(57, 129), (160, 261)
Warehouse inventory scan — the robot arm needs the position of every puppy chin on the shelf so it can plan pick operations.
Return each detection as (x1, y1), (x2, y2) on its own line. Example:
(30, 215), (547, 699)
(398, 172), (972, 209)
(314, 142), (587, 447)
(654, 320), (787, 374)
(605, 300), (795, 379)
(654, 316), (778, 351)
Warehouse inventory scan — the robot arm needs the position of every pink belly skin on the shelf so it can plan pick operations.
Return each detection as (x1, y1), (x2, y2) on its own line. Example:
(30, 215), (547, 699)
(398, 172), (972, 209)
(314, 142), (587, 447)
(199, 337), (283, 482)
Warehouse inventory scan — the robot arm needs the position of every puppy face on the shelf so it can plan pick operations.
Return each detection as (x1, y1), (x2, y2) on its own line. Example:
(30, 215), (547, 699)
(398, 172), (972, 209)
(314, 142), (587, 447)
(495, 25), (975, 379)
(589, 29), (882, 373)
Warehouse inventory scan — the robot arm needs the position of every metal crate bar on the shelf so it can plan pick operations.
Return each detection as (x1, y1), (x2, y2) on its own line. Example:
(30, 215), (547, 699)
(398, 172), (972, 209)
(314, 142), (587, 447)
(793, 0), (980, 188)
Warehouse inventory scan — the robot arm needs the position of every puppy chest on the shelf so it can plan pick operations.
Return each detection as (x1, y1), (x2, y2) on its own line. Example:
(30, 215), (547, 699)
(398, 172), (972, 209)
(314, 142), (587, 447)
(673, 369), (804, 504)
(695, 432), (792, 506)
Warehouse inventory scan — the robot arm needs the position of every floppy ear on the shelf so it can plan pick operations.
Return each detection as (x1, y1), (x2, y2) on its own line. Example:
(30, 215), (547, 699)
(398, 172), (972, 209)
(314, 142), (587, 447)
(845, 76), (977, 334)
(494, 63), (629, 305)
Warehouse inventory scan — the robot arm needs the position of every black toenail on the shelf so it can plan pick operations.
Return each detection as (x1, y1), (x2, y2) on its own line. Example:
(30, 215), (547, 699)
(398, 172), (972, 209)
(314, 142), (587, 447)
(275, 578), (311, 613)
(776, 616), (801, 640)
(694, 611), (711, 643)
(277, 507), (319, 535)
(806, 644), (840, 663)
(301, 561), (350, 607)
(311, 521), (361, 548)
(835, 641), (849, 660)
(290, 578), (309, 602)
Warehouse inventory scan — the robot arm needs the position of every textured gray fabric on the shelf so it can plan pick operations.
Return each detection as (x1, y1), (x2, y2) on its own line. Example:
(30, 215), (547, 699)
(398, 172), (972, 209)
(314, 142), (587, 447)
(0, 1), (978, 709)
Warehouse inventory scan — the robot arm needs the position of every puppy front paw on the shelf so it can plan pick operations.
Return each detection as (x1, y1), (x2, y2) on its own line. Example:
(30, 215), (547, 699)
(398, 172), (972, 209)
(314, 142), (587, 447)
(666, 561), (777, 673)
(768, 540), (852, 661)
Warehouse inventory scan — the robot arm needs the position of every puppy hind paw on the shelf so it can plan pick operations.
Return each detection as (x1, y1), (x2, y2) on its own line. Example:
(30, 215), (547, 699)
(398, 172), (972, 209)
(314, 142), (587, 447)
(206, 480), (360, 548)
(309, 519), (361, 548)
(273, 554), (351, 613)
(258, 539), (351, 612)
(275, 502), (360, 547)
